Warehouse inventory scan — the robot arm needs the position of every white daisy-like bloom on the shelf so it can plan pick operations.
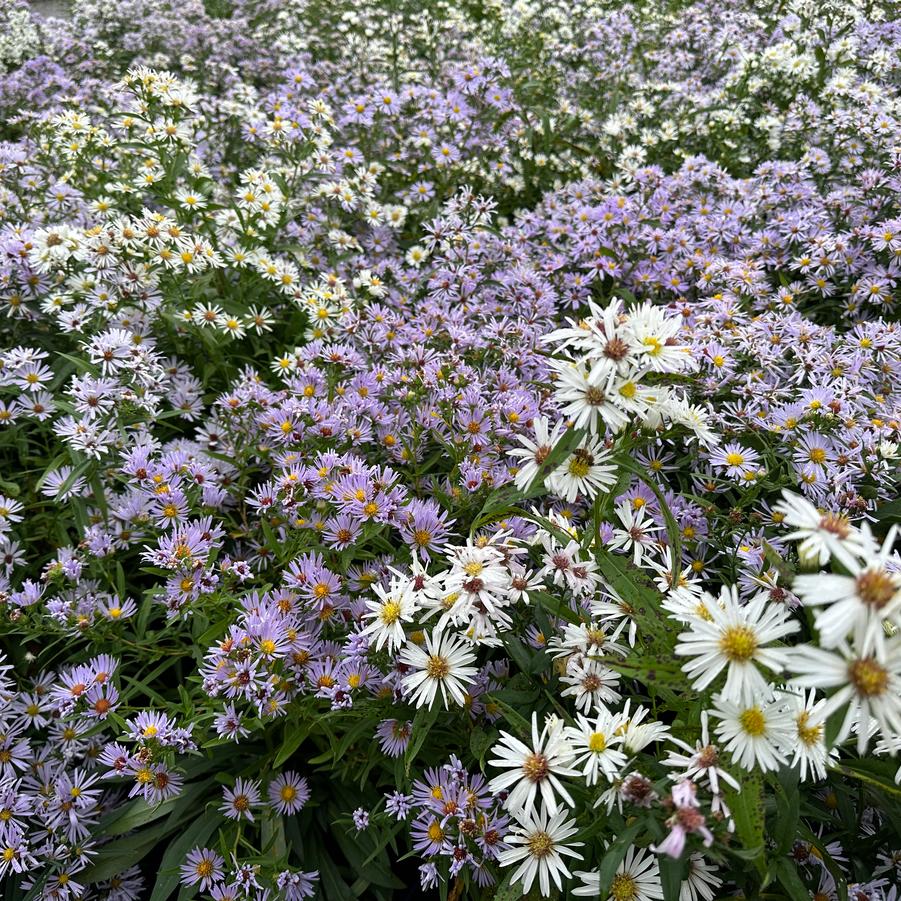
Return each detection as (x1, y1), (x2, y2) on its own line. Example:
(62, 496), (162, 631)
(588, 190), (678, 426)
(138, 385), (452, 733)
(440, 541), (511, 623)
(607, 501), (663, 566)
(662, 710), (741, 799)
(545, 435), (618, 503)
(787, 637), (901, 753)
(680, 852), (722, 901)
(536, 534), (603, 597)
(564, 707), (628, 785)
(546, 621), (628, 663)
(541, 298), (637, 382)
(647, 545), (700, 595)
(661, 586), (718, 625)
(549, 360), (631, 434)
(573, 845), (664, 899)
(777, 687), (836, 781)
(591, 587), (639, 647)
(360, 573), (418, 653)
(674, 585), (799, 703)
(774, 489), (868, 569)
(791, 527), (901, 656)
(496, 806), (584, 897)
(710, 693), (793, 772)
(398, 629), (478, 710)
(507, 416), (566, 492)
(628, 302), (692, 374)
(667, 398), (720, 448)
(618, 700), (671, 754)
(488, 713), (580, 816)
(561, 658), (622, 713)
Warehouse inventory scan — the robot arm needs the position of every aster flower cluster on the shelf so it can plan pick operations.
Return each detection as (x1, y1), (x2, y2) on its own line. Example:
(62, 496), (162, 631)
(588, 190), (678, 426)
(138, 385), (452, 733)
(0, 0), (900, 899)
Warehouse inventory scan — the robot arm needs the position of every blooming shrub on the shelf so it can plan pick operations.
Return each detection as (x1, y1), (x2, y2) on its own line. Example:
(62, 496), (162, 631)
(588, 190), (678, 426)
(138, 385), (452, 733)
(1, 0), (900, 898)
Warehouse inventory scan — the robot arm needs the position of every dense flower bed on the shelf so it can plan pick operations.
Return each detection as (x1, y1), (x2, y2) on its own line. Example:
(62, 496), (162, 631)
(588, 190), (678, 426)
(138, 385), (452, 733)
(1, 0), (900, 898)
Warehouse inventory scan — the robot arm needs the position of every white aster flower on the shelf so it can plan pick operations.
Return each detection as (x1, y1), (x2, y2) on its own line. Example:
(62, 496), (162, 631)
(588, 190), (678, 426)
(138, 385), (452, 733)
(549, 360), (630, 434)
(488, 713), (579, 816)
(497, 806), (583, 897)
(778, 687), (836, 781)
(607, 501), (663, 566)
(680, 852), (722, 901)
(507, 416), (566, 493)
(787, 637), (901, 753)
(573, 845), (664, 899)
(360, 573), (418, 653)
(674, 585), (799, 703)
(711, 693), (793, 772)
(774, 490), (867, 570)
(561, 658), (622, 713)
(545, 435), (618, 503)
(398, 629), (478, 710)
(564, 708), (628, 785)
(618, 699), (671, 754)
(791, 527), (901, 656)
(627, 302), (692, 374)
(662, 710), (740, 800)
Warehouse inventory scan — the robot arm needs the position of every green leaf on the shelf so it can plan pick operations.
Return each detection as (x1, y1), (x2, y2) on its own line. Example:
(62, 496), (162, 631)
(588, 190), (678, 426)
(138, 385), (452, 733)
(78, 822), (170, 883)
(772, 857), (810, 899)
(100, 795), (180, 836)
(404, 703), (441, 777)
(659, 855), (685, 901)
(470, 727), (497, 769)
(274, 719), (312, 768)
(772, 772), (800, 856)
(724, 773), (765, 875)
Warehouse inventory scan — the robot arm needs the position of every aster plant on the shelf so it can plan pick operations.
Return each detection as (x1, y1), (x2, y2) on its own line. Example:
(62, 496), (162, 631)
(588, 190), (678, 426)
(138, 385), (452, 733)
(0, 0), (900, 899)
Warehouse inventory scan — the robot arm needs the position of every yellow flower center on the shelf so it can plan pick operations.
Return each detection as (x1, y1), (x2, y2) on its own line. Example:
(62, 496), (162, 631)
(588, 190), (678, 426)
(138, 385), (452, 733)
(611, 872), (639, 901)
(719, 625), (758, 662)
(425, 655), (449, 679)
(796, 711), (822, 746)
(380, 601), (402, 624)
(739, 707), (766, 737)
(848, 657), (889, 697)
(856, 569), (897, 609)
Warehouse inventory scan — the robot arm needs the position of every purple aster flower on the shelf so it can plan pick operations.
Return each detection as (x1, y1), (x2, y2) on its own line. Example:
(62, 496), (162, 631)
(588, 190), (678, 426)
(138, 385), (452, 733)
(220, 778), (261, 822)
(375, 719), (412, 757)
(268, 772), (310, 814)
(385, 791), (413, 820)
(180, 848), (224, 892)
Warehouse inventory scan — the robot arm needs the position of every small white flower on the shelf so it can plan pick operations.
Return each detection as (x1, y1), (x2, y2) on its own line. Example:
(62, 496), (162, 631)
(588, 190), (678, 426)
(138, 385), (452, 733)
(488, 713), (579, 816)
(674, 585), (799, 703)
(607, 501), (663, 566)
(774, 490), (868, 569)
(788, 637), (901, 753)
(564, 708), (628, 785)
(791, 527), (901, 655)
(507, 416), (566, 493)
(710, 693), (793, 772)
(545, 435), (618, 503)
(398, 629), (478, 710)
(360, 574), (418, 653)
(573, 845), (664, 899)
(497, 806), (583, 897)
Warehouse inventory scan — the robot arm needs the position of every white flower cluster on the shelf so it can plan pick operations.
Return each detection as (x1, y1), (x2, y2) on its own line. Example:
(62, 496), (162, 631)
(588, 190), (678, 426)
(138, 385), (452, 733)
(511, 299), (717, 505)
(664, 491), (901, 785)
